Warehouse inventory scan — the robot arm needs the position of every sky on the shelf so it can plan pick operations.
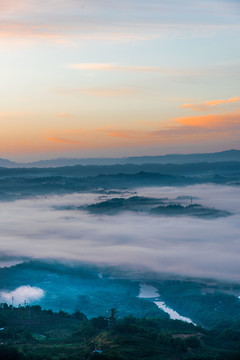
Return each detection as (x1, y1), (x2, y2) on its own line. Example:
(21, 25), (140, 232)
(1, 0), (240, 161)
(1, 185), (240, 283)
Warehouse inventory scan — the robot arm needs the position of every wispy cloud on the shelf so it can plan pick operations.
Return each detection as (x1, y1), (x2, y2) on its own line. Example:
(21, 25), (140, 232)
(68, 63), (165, 72)
(54, 87), (139, 97)
(101, 129), (143, 139)
(44, 110), (240, 152)
(100, 110), (240, 141)
(1, 23), (239, 44)
(0, 24), (68, 43)
(0, 1), (239, 44)
(0, 0), (31, 14)
(180, 96), (240, 111)
(176, 110), (240, 129)
(67, 63), (200, 76)
(45, 137), (82, 145)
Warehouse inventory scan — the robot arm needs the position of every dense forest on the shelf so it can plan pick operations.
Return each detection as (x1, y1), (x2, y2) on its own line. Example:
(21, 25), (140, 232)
(1, 303), (240, 360)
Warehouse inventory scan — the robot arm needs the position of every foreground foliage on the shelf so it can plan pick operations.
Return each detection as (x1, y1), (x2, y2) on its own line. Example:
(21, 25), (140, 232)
(1, 304), (240, 360)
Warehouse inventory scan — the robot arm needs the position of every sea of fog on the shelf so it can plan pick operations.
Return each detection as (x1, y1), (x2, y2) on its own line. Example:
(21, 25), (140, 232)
(0, 184), (240, 282)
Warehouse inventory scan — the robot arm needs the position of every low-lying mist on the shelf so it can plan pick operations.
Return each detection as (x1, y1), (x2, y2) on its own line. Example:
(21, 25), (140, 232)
(0, 185), (239, 283)
(0, 286), (45, 305)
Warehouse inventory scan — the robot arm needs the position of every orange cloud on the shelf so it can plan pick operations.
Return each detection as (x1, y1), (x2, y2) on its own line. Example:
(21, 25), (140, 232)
(9, 110), (237, 157)
(45, 137), (82, 144)
(102, 130), (142, 139)
(98, 111), (240, 144)
(180, 96), (240, 111)
(66, 110), (240, 143)
(102, 127), (211, 142)
(176, 111), (240, 129)
(55, 112), (72, 117)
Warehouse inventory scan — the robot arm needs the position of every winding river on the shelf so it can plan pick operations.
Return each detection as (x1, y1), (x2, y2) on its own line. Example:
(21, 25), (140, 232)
(139, 283), (195, 325)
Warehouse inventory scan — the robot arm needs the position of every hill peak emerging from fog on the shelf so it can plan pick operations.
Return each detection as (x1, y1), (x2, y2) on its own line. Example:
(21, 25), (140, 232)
(0, 149), (239, 168)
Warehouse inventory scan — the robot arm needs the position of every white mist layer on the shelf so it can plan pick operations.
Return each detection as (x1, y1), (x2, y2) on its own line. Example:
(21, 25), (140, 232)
(0, 286), (45, 305)
(0, 185), (240, 282)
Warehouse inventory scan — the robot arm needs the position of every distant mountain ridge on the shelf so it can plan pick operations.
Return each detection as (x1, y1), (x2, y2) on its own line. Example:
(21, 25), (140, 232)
(0, 158), (19, 167)
(0, 149), (239, 168)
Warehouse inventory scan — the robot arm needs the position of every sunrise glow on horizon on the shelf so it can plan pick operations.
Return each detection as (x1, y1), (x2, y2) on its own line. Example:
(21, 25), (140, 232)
(1, 0), (240, 161)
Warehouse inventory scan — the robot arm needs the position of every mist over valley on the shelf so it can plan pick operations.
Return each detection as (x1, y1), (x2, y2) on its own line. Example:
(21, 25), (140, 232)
(0, 154), (240, 360)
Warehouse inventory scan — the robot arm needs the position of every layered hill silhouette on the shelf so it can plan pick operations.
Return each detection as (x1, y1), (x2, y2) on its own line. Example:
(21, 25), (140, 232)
(0, 149), (239, 168)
